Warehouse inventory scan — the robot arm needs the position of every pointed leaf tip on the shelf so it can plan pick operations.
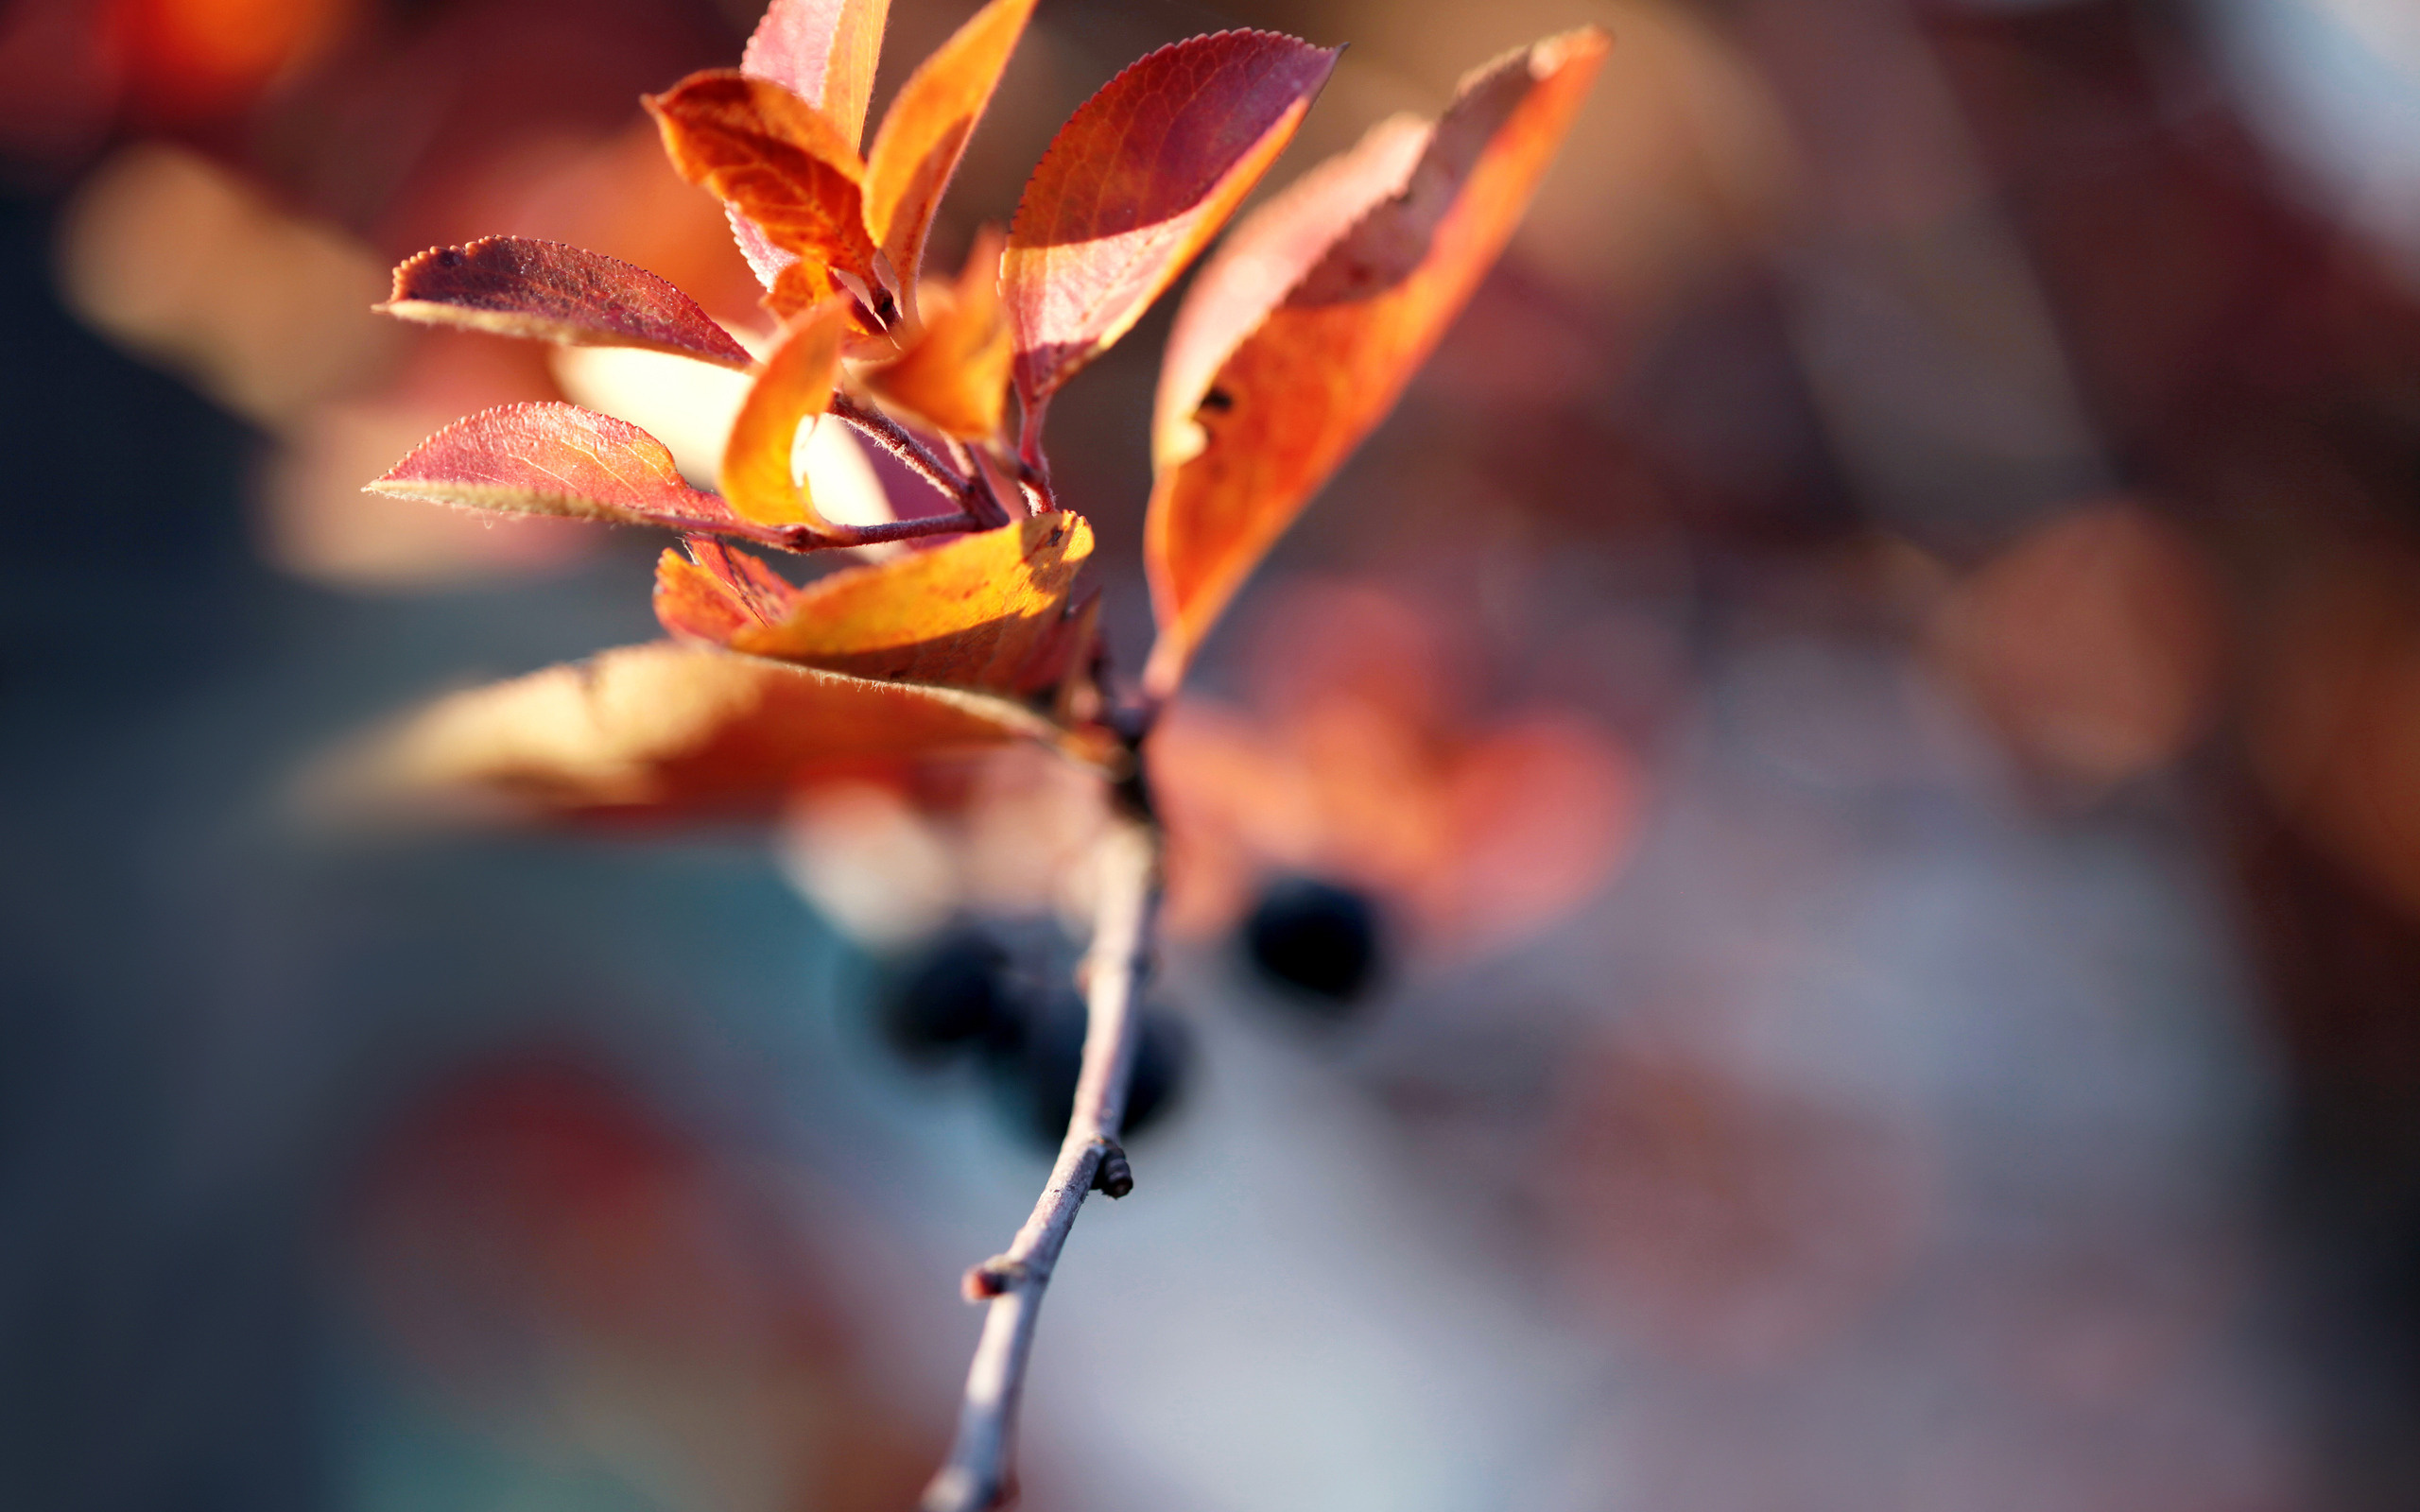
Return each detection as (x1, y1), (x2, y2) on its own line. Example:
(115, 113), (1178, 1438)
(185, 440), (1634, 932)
(862, 0), (1037, 294)
(1004, 29), (1341, 413)
(379, 237), (754, 369)
(1142, 27), (1609, 693)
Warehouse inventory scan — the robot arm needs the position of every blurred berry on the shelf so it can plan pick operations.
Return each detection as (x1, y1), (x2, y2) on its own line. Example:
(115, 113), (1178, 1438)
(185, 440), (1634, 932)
(1243, 876), (1383, 1008)
(985, 993), (1190, 1151)
(879, 928), (1011, 1062)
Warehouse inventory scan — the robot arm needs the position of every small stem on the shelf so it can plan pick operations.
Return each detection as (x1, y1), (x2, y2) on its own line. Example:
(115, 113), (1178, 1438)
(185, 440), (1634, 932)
(1015, 397), (1059, 514)
(1016, 466), (1058, 516)
(959, 441), (1015, 529)
(831, 393), (972, 507)
(919, 812), (1161, 1512)
(831, 512), (984, 546)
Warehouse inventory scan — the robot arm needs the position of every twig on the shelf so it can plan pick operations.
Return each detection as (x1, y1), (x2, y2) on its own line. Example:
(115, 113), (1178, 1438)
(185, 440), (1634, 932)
(919, 813), (1161, 1512)
(831, 392), (974, 507)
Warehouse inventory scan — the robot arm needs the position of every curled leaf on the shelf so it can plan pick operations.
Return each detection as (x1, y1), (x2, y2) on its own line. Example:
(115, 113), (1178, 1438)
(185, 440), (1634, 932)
(1143, 28), (1609, 692)
(646, 70), (879, 315)
(719, 301), (849, 530)
(741, 0), (891, 148)
(656, 513), (1093, 694)
(377, 237), (753, 369)
(1004, 30), (1340, 413)
(863, 229), (1011, 440)
(862, 0), (1036, 296)
(325, 641), (1061, 823)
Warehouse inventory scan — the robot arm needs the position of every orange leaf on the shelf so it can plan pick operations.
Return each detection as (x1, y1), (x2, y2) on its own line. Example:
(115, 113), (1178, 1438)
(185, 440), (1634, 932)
(1142, 29), (1609, 693)
(654, 513), (1092, 694)
(368, 402), (805, 546)
(1150, 115), (1430, 467)
(862, 229), (1011, 440)
(719, 300), (848, 531)
(654, 535), (798, 644)
(326, 641), (1064, 823)
(377, 237), (754, 369)
(1003, 30), (1340, 414)
(740, 0), (890, 149)
(862, 0), (1036, 296)
(646, 70), (879, 315)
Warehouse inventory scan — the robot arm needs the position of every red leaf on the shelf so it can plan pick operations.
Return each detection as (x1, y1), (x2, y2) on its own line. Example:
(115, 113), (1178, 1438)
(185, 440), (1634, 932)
(646, 70), (879, 317)
(378, 237), (754, 369)
(368, 402), (792, 547)
(861, 0), (1036, 294)
(1142, 29), (1609, 692)
(740, 0), (891, 148)
(1003, 30), (1339, 415)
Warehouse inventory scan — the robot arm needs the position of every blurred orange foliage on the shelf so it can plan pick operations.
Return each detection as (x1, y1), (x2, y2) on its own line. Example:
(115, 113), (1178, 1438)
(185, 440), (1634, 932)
(1153, 578), (1640, 955)
(1931, 501), (2225, 791)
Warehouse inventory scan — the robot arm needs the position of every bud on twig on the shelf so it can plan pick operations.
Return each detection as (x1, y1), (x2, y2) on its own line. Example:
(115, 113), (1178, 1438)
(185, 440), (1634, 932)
(1091, 1140), (1133, 1198)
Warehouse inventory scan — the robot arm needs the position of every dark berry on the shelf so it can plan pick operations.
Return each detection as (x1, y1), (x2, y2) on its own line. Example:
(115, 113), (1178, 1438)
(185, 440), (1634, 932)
(1243, 876), (1383, 1008)
(879, 928), (1011, 1061)
(984, 993), (1190, 1151)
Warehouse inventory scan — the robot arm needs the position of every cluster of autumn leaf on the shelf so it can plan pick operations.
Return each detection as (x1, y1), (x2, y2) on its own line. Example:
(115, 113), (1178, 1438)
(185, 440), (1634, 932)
(354, 0), (1605, 825)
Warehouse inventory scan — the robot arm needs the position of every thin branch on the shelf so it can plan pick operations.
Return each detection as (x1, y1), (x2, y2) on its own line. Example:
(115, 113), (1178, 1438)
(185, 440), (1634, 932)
(831, 393), (973, 507)
(919, 812), (1161, 1512)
